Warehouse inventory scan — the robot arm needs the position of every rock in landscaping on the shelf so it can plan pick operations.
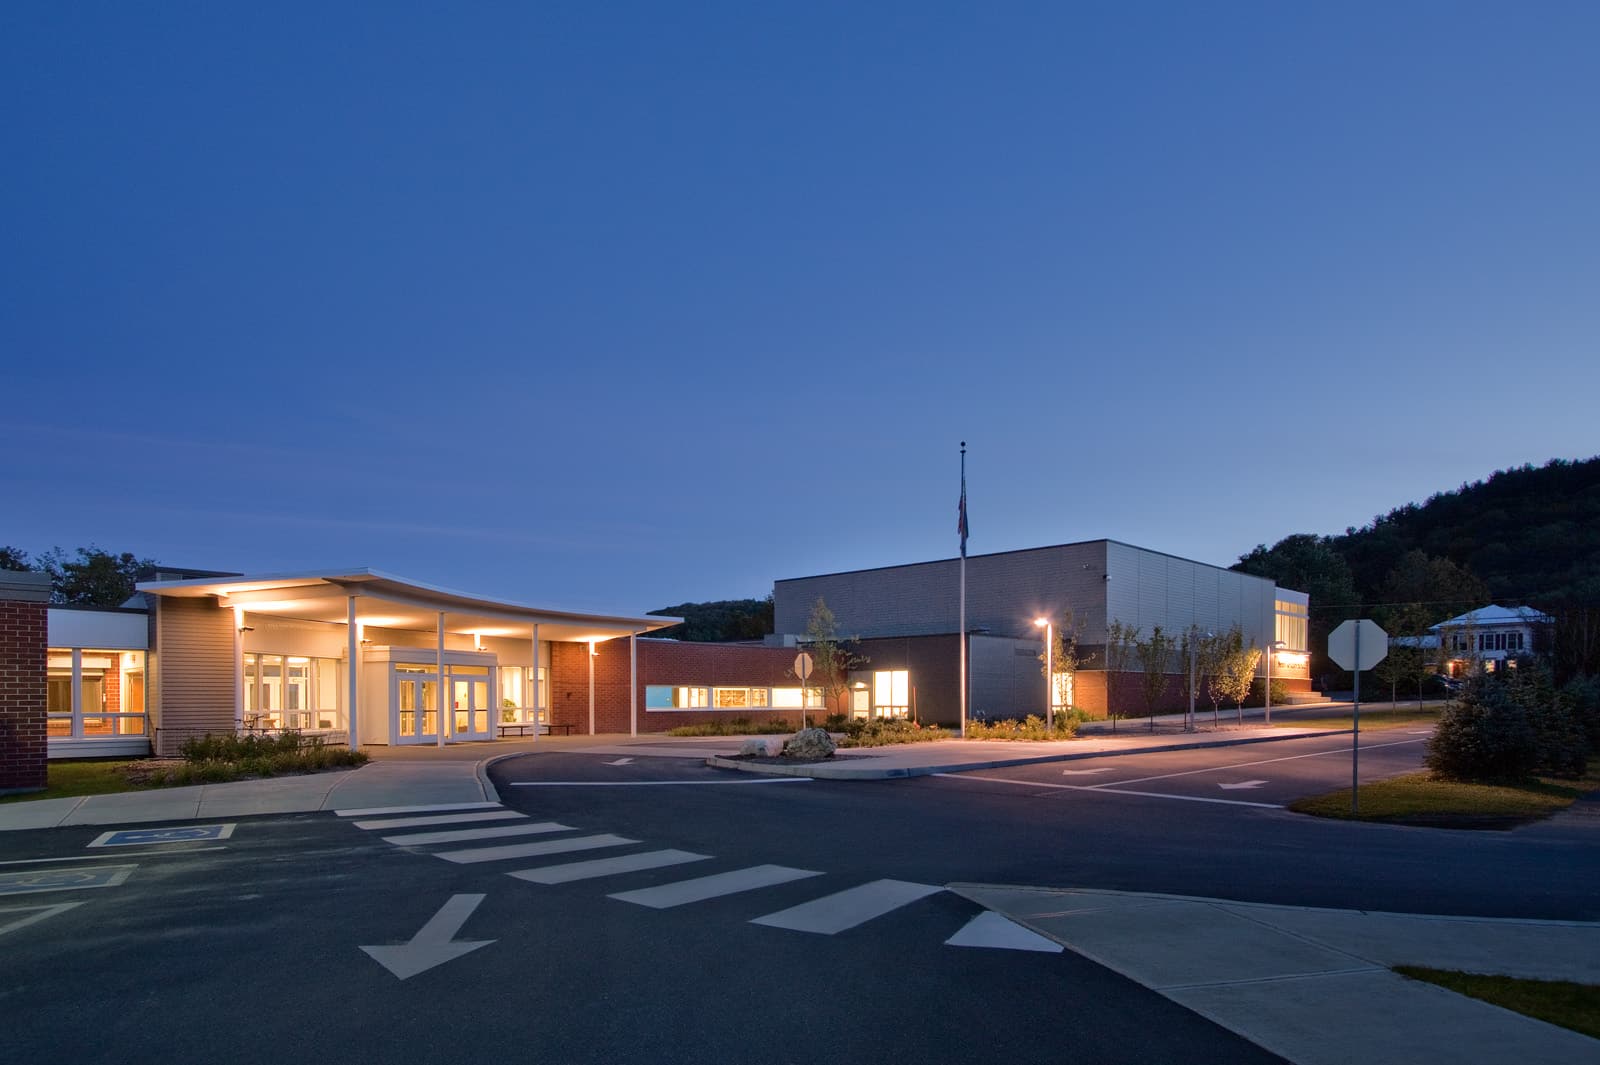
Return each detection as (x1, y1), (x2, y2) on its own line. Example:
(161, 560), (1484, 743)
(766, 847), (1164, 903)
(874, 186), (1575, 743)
(738, 737), (779, 757)
(783, 727), (837, 760)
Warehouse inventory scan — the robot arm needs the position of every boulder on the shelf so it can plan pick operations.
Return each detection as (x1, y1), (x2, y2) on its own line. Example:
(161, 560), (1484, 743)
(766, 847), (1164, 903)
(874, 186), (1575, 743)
(783, 727), (837, 760)
(738, 737), (779, 757)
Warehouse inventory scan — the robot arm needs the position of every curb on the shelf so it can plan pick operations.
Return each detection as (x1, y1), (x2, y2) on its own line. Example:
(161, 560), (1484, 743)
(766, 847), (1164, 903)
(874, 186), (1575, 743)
(705, 728), (1351, 781)
(476, 751), (526, 801)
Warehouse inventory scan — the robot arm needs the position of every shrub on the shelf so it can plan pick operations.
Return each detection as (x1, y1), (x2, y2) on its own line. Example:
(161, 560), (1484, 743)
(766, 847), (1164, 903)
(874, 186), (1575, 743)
(965, 712), (1084, 741)
(1425, 676), (1538, 782)
(664, 719), (792, 737)
(834, 719), (950, 747)
(168, 730), (367, 781)
(1561, 675), (1600, 750)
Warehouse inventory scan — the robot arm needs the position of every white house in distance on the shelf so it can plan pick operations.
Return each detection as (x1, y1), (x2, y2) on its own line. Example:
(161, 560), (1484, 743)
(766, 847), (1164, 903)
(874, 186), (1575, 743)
(1431, 604), (1554, 674)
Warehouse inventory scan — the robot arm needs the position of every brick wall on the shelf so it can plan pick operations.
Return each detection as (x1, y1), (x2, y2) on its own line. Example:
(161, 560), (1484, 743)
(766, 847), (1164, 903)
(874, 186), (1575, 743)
(1, 590), (49, 792)
(548, 639), (843, 735)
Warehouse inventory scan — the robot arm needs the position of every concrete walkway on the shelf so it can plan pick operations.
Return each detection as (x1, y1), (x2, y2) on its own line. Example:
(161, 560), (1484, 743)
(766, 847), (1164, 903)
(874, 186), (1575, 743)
(952, 884), (1600, 1064)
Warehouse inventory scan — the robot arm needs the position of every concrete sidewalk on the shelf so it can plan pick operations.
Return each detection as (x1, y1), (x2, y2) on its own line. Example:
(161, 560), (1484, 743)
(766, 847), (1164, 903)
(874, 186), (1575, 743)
(707, 724), (1349, 780)
(0, 757), (494, 831)
(952, 884), (1599, 1064)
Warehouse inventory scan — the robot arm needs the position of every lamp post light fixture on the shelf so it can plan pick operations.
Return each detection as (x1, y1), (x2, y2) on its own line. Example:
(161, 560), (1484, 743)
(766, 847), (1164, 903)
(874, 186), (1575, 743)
(1265, 640), (1286, 725)
(1034, 616), (1053, 733)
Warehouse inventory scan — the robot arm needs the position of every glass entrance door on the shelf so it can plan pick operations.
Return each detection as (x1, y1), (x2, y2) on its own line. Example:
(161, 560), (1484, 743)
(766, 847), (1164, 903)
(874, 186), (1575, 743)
(451, 676), (491, 740)
(395, 674), (441, 744)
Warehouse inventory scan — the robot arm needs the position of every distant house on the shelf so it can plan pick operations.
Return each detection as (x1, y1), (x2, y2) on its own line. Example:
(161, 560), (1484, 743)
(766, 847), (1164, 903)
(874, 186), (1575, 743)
(1430, 605), (1553, 675)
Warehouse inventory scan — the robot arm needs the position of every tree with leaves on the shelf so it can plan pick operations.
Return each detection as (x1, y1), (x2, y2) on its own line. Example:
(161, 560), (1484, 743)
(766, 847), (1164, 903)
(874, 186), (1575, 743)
(1218, 634), (1262, 722)
(0, 546), (31, 571)
(1183, 628), (1226, 727)
(1103, 619), (1138, 734)
(1134, 625), (1175, 731)
(36, 547), (156, 607)
(798, 597), (865, 726)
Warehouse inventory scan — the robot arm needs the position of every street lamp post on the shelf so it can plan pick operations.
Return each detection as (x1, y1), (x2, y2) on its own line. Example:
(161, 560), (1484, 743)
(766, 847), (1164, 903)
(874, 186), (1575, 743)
(1034, 617), (1053, 733)
(1266, 640), (1286, 725)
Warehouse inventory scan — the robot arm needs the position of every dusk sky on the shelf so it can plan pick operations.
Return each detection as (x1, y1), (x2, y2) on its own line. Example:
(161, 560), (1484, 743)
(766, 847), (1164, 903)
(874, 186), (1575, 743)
(4, 3), (1597, 614)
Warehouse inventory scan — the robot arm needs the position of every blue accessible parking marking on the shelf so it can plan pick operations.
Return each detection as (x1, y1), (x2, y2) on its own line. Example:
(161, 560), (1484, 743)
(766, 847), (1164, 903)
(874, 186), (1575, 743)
(88, 824), (236, 848)
(0, 866), (137, 896)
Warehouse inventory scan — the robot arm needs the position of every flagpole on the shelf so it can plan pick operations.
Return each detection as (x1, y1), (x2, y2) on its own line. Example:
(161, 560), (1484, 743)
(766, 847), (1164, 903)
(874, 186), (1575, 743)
(959, 441), (967, 736)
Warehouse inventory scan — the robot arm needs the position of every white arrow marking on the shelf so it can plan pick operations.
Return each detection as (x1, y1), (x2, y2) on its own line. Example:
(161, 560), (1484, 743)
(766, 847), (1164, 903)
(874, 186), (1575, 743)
(1060, 767), (1115, 776)
(604, 757), (635, 766)
(360, 894), (494, 980)
(1218, 780), (1269, 790)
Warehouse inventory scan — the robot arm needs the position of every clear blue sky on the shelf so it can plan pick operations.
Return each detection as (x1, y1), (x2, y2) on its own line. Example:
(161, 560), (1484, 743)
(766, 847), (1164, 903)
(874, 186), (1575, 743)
(4, 2), (1597, 612)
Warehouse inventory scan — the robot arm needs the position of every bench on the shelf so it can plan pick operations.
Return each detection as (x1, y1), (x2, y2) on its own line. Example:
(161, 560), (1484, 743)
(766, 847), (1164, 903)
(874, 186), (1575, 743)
(497, 722), (576, 738)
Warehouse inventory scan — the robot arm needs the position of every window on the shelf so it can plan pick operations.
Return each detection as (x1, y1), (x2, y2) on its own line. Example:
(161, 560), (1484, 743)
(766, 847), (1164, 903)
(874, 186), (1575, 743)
(873, 670), (909, 718)
(500, 668), (524, 723)
(242, 653), (341, 730)
(1274, 600), (1309, 652)
(713, 687), (750, 709)
(770, 687), (823, 709)
(1052, 671), (1073, 711)
(46, 648), (146, 740)
(751, 687), (769, 708)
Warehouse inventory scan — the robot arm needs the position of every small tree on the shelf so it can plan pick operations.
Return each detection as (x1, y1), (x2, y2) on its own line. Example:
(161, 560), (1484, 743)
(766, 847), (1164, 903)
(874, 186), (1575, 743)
(798, 598), (865, 727)
(1038, 609), (1082, 723)
(1134, 626), (1174, 731)
(1220, 637), (1262, 722)
(1103, 620), (1138, 734)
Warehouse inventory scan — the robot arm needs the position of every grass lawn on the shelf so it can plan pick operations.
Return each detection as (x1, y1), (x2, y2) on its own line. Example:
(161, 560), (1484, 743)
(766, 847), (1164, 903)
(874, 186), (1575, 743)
(0, 760), (161, 804)
(1290, 759), (1600, 826)
(1272, 707), (1445, 731)
(1395, 966), (1600, 1039)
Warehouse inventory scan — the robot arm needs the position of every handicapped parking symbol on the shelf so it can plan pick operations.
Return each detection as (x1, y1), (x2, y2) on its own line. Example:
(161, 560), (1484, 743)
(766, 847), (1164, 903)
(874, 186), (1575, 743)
(88, 824), (237, 848)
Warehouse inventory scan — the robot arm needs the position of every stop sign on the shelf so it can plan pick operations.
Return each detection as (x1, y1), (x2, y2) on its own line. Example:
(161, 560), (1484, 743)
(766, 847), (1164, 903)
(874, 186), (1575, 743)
(1328, 619), (1388, 671)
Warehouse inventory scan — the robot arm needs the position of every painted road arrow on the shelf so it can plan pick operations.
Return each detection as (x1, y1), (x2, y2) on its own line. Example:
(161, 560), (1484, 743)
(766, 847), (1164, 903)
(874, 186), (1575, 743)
(1060, 767), (1115, 776)
(1218, 780), (1269, 790)
(361, 894), (494, 980)
(604, 758), (635, 766)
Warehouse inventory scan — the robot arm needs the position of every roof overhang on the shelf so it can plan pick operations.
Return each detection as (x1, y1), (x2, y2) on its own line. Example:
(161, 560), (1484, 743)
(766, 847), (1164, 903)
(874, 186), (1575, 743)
(136, 568), (679, 644)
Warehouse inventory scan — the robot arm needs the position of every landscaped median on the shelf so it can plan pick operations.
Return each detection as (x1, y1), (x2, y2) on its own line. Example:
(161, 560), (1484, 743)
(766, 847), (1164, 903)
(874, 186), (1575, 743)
(0, 731), (368, 803)
(1289, 762), (1599, 827)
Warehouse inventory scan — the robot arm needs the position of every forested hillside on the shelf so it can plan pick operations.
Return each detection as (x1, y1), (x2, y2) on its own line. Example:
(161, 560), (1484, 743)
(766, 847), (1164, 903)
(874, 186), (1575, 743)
(1234, 457), (1600, 678)
(647, 597), (774, 642)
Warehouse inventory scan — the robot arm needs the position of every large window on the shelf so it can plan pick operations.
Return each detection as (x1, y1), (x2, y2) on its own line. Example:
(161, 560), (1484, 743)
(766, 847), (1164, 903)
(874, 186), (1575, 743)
(243, 654), (341, 730)
(872, 670), (909, 718)
(47, 648), (146, 739)
(1275, 600), (1309, 652)
(646, 684), (810, 711)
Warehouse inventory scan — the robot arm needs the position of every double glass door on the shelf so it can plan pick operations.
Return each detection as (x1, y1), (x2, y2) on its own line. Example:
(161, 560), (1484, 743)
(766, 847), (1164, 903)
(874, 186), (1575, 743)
(395, 667), (491, 743)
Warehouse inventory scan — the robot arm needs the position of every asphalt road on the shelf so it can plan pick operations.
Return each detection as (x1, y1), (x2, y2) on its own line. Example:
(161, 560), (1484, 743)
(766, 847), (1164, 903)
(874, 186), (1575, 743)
(5, 734), (1594, 1065)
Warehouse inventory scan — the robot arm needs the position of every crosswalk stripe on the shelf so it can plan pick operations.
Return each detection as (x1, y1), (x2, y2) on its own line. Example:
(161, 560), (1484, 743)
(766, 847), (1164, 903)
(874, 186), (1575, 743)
(352, 810), (526, 831)
(749, 879), (945, 935)
(435, 834), (637, 866)
(335, 802), (501, 818)
(944, 911), (1064, 953)
(381, 822), (572, 846)
(508, 849), (712, 885)
(609, 864), (822, 909)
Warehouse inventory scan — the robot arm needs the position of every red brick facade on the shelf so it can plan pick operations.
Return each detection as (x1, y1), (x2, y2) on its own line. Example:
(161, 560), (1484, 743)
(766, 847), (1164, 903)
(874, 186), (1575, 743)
(548, 639), (843, 735)
(0, 596), (48, 792)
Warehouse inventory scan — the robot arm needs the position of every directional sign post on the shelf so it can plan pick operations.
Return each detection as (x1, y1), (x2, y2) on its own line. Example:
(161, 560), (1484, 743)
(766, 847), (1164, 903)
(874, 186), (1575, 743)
(793, 652), (814, 728)
(1328, 619), (1388, 815)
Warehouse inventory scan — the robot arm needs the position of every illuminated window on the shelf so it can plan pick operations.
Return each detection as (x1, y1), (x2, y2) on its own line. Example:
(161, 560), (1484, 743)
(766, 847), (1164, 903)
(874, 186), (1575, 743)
(751, 687), (769, 707)
(242, 654), (341, 731)
(771, 687), (823, 709)
(1274, 599), (1309, 652)
(46, 648), (146, 740)
(872, 670), (909, 718)
(713, 687), (750, 708)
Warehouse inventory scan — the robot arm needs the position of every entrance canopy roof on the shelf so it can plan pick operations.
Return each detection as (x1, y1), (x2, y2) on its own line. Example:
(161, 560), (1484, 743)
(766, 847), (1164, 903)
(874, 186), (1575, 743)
(136, 568), (680, 644)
